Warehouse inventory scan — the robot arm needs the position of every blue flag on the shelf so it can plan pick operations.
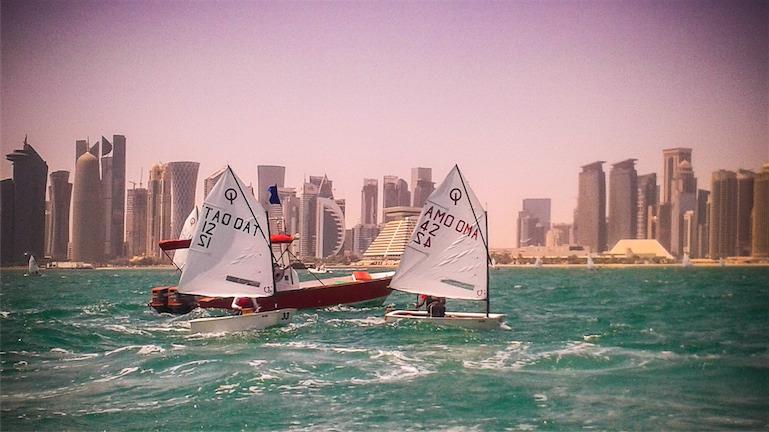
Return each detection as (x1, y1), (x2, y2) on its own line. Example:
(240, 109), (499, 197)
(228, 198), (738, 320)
(268, 185), (281, 205)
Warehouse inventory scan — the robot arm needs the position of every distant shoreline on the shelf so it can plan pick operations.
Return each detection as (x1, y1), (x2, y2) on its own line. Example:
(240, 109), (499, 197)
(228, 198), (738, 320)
(2, 263), (768, 271)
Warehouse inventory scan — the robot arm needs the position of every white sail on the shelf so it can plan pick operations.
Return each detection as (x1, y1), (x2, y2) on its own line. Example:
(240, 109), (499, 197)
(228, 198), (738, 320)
(178, 167), (275, 298)
(28, 255), (39, 274)
(682, 253), (692, 267)
(172, 206), (199, 270)
(587, 255), (595, 269)
(390, 166), (488, 301)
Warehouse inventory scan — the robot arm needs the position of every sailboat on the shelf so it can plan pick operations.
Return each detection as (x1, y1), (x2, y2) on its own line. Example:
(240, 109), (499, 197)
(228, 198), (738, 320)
(308, 264), (332, 274)
(681, 253), (692, 268)
(171, 206), (199, 271)
(384, 165), (506, 330)
(176, 166), (295, 334)
(26, 255), (41, 277)
(587, 255), (596, 270)
(534, 256), (543, 268)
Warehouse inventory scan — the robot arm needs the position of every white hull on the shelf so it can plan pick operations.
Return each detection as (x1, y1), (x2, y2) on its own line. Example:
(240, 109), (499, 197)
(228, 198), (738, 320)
(190, 308), (296, 334)
(308, 269), (331, 274)
(384, 310), (506, 330)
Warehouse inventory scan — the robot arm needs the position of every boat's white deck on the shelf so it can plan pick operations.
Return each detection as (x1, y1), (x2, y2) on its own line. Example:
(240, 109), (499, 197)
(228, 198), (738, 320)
(295, 271), (394, 290)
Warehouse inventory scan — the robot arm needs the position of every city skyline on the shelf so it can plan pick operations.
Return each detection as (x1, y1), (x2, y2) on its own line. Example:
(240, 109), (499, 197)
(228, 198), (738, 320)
(2, 1), (767, 248)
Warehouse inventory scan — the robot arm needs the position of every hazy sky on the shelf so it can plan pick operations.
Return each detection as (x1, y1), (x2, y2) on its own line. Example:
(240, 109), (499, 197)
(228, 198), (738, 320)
(2, 0), (767, 247)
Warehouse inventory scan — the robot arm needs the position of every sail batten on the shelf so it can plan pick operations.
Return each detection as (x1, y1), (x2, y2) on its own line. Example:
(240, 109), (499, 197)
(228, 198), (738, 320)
(390, 166), (488, 301)
(178, 168), (274, 298)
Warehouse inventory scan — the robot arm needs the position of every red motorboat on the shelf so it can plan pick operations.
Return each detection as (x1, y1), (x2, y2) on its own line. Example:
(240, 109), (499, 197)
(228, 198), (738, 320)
(149, 236), (393, 314)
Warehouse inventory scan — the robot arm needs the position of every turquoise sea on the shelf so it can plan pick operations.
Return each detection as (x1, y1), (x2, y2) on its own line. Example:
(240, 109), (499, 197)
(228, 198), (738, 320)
(1, 267), (768, 431)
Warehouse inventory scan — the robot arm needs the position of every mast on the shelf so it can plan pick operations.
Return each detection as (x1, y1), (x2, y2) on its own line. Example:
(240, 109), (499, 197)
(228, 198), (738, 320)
(265, 207), (278, 297)
(485, 210), (490, 317)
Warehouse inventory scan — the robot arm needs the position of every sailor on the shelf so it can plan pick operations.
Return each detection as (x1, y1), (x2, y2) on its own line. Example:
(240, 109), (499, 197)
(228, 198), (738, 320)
(231, 297), (257, 314)
(415, 294), (434, 311)
(428, 297), (446, 318)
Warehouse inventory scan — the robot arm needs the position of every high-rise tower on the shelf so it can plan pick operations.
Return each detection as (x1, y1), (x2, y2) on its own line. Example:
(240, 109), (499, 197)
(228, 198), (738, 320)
(708, 170), (737, 259)
(411, 167), (434, 208)
(2, 137), (48, 264)
(608, 159), (637, 249)
(383, 176), (399, 210)
(164, 162), (200, 240)
(71, 151), (104, 262)
(575, 161), (607, 253)
(126, 186), (148, 258)
(316, 197), (346, 258)
(735, 169), (755, 256)
(670, 160), (697, 256)
(361, 178), (378, 226)
(636, 173), (657, 239)
(517, 198), (551, 247)
(662, 148), (692, 205)
(48, 171), (72, 260)
(100, 135), (126, 258)
(752, 163), (769, 257)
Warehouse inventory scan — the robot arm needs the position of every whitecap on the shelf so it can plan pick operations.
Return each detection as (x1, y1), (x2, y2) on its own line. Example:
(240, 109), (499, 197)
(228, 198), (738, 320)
(0, 311), (10, 318)
(137, 345), (165, 355)
(94, 366), (138, 383)
(102, 324), (147, 335)
(50, 348), (70, 354)
(215, 383), (239, 394)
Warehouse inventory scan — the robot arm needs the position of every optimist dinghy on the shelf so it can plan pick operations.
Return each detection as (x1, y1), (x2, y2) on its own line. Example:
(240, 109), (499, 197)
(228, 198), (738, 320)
(177, 166), (294, 334)
(384, 165), (506, 330)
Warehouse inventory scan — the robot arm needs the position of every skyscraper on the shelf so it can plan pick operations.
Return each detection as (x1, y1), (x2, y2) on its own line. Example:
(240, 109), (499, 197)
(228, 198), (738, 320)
(608, 159), (637, 249)
(660, 148), (693, 251)
(670, 160), (697, 256)
(101, 135), (126, 259)
(203, 166), (226, 199)
(164, 161), (200, 240)
(71, 151), (104, 263)
(396, 178), (411, 207)
(517, 198), (550, 247)
(708, 170), (737, 259)
(575, 161), (607, 253)
(299, 181), (319, 257)
(361, 178), (378, 225)
(257, 165), (286, 209)
(411, 167), (435, 208)
(1, 179), (14, 264)
(146, 164), (167, 257)
(636, 173), (657, 239)
(3, 137), (48, 264)
(693, 189), (710, 258)
(735, 169), (755, 256)
(126, 187), (148, 258)
(316, 197), (346, 258)
(48, 170), (72, 260)
(662, 148), (692, 204)
(383, 175), (399, 210)
(751, 163), (769, 257)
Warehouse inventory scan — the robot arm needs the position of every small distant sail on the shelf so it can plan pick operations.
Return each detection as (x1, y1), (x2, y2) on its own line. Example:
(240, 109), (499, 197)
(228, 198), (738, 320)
(28, 255), (40, 275)
(681, 253), (692, 268)
(534, 256), (542, 268)
(390, 165), (488, 301)
(172, 206), (199, 271)
(178, 167), (275, 298)
(587, 255), (595, 270)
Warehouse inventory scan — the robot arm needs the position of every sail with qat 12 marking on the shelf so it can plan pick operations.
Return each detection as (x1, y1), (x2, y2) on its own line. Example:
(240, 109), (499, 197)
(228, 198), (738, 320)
(172, 206), (198, 271)
(178, 167), (274, 298)
(390, 165), (488, 301)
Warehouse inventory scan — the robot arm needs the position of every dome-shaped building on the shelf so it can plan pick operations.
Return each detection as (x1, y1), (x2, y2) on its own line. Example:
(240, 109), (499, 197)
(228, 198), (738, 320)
(71, 152), (104, 262)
